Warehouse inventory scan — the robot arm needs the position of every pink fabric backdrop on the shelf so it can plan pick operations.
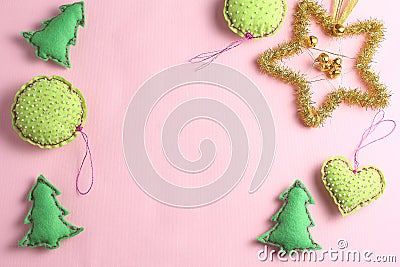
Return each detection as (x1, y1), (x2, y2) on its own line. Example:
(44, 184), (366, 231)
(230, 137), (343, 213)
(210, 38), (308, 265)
(0, 0), (399, 266)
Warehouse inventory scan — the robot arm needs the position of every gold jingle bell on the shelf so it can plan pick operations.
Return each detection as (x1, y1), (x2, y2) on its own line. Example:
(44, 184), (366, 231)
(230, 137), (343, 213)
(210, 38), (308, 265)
(306, 36), (318, 47)
(316, 53), (330, 64)
(319, 62), (331, 72)
(333, 24), (345, 36)
(328, 67), (341, 79)
(332, 57), (342, 66)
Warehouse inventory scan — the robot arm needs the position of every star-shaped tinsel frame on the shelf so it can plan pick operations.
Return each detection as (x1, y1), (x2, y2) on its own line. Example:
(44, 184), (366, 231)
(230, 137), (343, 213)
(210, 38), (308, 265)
(258, 0), (390, 127)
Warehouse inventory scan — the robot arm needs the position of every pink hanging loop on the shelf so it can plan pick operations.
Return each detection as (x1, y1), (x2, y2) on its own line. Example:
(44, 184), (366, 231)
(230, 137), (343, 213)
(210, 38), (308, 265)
(75, 126), (94, 195)
(189, 33), (253, 69)
(353, 110), (396, 173)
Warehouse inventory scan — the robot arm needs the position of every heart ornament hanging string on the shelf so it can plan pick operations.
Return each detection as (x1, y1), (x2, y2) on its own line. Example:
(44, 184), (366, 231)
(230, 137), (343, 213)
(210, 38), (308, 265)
(321, 111), (396, 216)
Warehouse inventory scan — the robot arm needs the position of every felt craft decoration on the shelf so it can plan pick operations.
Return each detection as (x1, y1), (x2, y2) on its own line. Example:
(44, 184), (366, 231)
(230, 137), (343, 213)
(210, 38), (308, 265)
(19, 175), (84, 249)
(320, 111), (395, 216)
(11, 76), (94, 195)
(12, 76), (86, 149)
(258, 0), (390, 127)
(21, 2), (85, 68)
(257, 180), (321, 253)
(224, 0), (287, 39)
(190, 0), (287, 68)
(321, 156), (385, 216)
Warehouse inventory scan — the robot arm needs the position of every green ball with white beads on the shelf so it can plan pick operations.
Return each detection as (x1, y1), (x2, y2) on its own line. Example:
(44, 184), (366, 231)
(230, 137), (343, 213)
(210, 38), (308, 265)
(224, 0), (287, 38)
(11, 76), (87, 148)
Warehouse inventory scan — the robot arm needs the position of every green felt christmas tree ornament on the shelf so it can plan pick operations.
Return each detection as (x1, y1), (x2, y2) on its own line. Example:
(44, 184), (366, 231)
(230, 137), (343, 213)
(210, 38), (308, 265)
(257, 180), (321, 253)
(19, 175), (84, 249)
(12, 76), (86, 149)
(21, 2), (85, 68)
(224, 0), (287, 38)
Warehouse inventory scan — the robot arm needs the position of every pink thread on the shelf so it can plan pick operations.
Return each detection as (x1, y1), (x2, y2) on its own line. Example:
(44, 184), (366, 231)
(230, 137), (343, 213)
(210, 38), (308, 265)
(75, 126), (94, 195)
(189, 33), (253, 69)
(353, 110), (396, 173)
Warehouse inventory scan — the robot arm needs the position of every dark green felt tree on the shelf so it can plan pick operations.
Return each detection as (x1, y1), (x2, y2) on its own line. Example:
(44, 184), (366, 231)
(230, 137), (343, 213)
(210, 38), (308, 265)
(22, 2), (85, 68)
(257, 180), (321, 252)
(18, 175), (83, 249)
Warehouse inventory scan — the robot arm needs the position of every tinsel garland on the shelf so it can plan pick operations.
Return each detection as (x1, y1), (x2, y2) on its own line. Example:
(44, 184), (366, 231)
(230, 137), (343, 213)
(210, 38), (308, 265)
(258, 0), (390, 127)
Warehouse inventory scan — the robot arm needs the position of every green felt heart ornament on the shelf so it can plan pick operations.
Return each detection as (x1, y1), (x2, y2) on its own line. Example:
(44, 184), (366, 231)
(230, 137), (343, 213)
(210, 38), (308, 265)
(11, 76), (87, 149)
(321, 156), (385, 216)
(223, 0), (287, 38)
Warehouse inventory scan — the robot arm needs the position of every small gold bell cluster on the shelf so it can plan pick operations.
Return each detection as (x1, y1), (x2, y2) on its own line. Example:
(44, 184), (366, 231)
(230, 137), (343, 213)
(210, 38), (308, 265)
(315, 53), (342, 79)
(306, 35), (343, 79)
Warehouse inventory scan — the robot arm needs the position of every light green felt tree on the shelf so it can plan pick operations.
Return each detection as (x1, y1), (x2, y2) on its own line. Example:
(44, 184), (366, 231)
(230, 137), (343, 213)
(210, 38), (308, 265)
(21, 2), (85, 68)
(18, 175), (83, 249)
(257, 180), (321, 253)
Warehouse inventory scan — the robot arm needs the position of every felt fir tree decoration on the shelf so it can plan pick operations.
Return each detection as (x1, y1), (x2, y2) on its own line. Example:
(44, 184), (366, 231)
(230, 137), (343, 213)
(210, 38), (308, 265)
(257, 180), (321, 253)
(19, 175), (84, 249)
(21, 2), (85, 68)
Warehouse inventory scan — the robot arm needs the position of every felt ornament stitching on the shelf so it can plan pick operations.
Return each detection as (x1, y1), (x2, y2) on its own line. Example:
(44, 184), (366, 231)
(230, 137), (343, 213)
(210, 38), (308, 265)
(223, 0), (287, 39)
(11, 76), (94, 195)
(190, 0), (287, 68)
(21, 2), (85, 68)
(257, 180), (321, 253)
(19, 175), (84, 249)
(12, 76), (86, 148)
(258, 0), (390, 127)
(321, 111), (395, 216)
(321, 156), (385, 216)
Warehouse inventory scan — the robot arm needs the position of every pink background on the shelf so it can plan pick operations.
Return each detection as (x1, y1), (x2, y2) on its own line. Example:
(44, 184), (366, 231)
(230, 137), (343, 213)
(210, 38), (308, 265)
(0, 0), (399, 266)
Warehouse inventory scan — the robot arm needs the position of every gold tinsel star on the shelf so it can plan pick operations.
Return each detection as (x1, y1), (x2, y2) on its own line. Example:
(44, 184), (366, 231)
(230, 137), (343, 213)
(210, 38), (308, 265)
(258, 0), (390, 127)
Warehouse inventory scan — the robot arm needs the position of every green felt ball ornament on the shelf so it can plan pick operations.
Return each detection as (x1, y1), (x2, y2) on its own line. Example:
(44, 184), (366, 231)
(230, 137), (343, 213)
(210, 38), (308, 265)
(12, 76), (86, 149)
(190, 0), (287, 68)
(12, 76), (94, 195)
(224, 0), (287, 39)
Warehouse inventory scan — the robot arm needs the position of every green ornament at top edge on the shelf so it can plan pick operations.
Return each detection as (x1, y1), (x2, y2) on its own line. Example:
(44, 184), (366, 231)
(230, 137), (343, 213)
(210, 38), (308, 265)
(223, 0), (287, 38)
